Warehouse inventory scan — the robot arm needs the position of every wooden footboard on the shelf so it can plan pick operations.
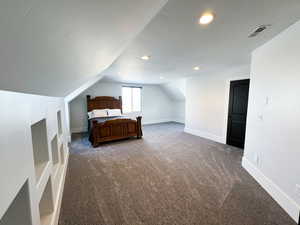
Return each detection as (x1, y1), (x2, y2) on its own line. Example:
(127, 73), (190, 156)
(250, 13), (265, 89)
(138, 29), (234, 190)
(90, 116), (142, 147)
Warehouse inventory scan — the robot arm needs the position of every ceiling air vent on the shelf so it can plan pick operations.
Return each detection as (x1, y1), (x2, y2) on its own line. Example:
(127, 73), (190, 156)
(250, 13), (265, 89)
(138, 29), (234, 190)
(248, 25), (271, 38)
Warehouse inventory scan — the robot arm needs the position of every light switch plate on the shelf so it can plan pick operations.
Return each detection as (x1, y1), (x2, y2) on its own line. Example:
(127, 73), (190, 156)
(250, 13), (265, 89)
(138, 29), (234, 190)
(265, 97), (269, 105)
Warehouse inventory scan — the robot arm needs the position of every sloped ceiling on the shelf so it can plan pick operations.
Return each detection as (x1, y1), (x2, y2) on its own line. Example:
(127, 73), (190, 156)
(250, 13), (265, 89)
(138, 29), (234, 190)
(103, 0), (300, 84)
(0, 0), (167, 97)
(161, 79), (186, 101)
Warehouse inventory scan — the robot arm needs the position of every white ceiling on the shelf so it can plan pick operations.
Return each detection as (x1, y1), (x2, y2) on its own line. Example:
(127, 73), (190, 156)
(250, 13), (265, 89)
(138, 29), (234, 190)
(0, 0), (167, 97)
(102, 0), (300, 84)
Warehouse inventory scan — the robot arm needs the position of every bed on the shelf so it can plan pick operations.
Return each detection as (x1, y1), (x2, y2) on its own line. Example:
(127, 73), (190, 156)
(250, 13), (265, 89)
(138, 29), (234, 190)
(87, 95), (143, 147)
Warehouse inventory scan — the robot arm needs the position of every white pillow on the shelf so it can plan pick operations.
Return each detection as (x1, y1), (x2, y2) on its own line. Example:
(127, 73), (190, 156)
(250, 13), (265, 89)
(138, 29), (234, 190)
(107, 109), (122, 117)
(87, 112), (94, 119)
(91, 109), (108, 118)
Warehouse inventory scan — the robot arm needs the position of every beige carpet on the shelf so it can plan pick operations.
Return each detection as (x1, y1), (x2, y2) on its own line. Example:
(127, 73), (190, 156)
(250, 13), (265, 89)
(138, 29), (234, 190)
(59, 122), (296, 225)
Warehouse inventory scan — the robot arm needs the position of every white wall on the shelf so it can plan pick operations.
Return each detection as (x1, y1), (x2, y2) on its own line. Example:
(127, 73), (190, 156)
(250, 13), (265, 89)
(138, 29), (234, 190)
(173, 101), (185, 123)
(141, 85), (175, 124)
(185, 65), (250, 143)
(161, 78), (186, 100)
(69, 81), (176, 133)
(243, 21), (300, 222)
(161, 78), (186, 124)
(0, 91), (69, 225)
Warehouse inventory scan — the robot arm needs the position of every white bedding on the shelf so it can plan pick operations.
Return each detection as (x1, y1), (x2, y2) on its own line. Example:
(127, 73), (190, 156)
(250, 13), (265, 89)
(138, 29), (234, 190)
(88, 109), (108, 119)
(88, 109), (123, 119)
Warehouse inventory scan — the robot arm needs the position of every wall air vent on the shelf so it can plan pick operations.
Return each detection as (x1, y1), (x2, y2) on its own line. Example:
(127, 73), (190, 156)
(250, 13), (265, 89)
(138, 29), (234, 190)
(248, 24), (271, 38)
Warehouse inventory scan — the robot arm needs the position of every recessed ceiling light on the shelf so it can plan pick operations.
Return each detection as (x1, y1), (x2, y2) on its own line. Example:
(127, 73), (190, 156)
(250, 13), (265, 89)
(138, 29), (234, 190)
(160, 76), (164, 79)
(199, 12), (214, 25)
(141, 55), (150, 60)
(194, 66), (200, 71)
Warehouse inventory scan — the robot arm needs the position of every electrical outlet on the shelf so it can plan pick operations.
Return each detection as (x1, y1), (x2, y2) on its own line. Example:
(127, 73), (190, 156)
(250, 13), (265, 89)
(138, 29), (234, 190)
(295, 184), (300, 197)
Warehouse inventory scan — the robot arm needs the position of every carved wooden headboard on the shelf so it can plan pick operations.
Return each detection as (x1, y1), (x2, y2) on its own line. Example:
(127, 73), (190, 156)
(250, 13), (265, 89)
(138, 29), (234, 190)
(87, 95), (122, 112)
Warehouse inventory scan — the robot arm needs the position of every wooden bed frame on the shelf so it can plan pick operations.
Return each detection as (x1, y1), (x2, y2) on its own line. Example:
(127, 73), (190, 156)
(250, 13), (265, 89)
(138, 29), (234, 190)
(87, 95), (143, 147)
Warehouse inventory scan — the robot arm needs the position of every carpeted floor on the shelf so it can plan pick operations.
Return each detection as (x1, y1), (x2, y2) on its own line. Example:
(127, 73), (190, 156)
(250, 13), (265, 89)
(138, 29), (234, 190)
(59, 122), (296, 225)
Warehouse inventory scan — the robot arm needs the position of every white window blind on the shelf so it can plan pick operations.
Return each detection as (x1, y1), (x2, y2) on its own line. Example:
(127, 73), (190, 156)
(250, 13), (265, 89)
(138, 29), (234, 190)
(122, 86), (141, 113)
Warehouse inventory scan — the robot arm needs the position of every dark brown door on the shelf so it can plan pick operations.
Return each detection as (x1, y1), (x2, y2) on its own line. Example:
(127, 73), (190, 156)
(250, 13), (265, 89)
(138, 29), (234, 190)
(226, 79), (250, 148)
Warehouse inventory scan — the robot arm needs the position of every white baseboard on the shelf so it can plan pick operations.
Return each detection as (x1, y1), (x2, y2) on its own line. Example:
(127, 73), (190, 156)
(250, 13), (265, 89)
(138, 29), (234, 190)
(71, 127), (87, 133)
(184, 127), (225, 144)
(143, 119), (174, 125)
(172, 118), (185, 124)
(242, 157), (300, 223)
(52, 151), (70, 225)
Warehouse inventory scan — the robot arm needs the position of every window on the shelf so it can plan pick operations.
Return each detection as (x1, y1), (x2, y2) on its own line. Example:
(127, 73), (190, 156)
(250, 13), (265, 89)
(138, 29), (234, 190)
(122, 86), (141, 113)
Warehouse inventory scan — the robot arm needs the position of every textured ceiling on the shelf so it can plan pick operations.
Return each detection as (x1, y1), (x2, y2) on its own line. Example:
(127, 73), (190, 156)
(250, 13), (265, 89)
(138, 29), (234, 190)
(103, 0), (300, 84)
(0, 0), (167, 97)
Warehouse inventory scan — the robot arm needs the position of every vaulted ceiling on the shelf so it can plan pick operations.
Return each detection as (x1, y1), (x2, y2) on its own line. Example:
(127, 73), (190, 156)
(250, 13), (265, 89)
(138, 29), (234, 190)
(0, 0), (167, 97)
(103, 0), (300, 84)
(2, 0), (300, 98)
